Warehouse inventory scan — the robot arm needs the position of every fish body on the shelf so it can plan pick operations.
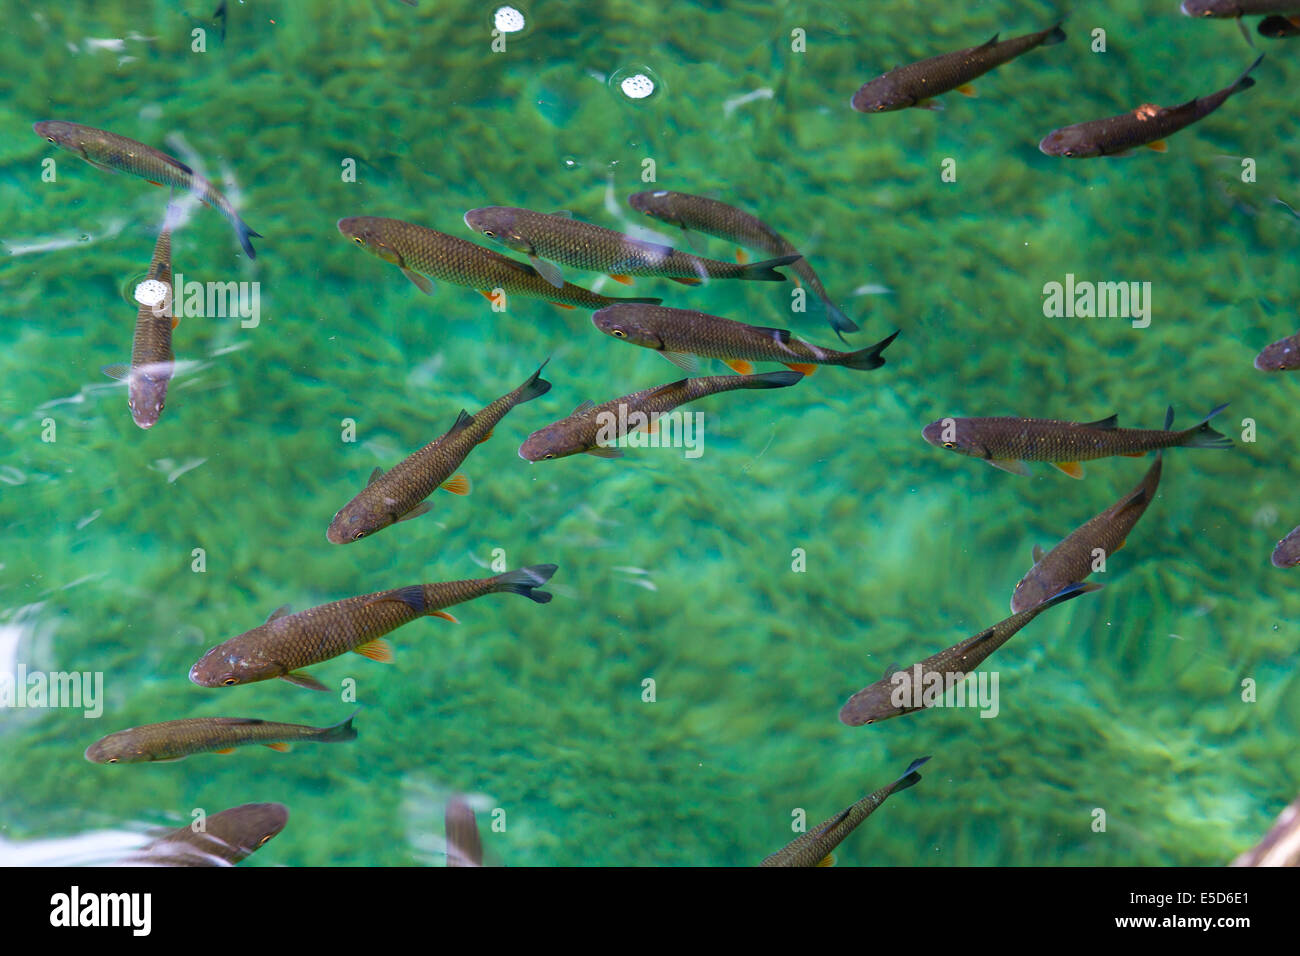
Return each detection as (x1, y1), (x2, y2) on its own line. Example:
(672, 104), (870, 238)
(921, 404), (1232, 477)
(85, 714), (357, 763)
(462, 206), (800, 286)
(1011, 453), (1163, 612)
(518, 371), (803, 461)
(758, 757), (930, 867)
(122, 803), (288, 867)
(1272, 525), (1300, 567)
(839, 582), (1100, 726)
(34, 121), (259, 257)
(851, 24), (1066, 112)
(338, 216), (661, 309)
(1255, 332), (1300, 370)
(1039, 56), (1262, 157)
(189, 566), (557, 690)
(328, 362), (551, 543)
(592, 304), (897, 375)
(627, 189), (858, 335)
(445, 796), (483, 867)
(1259, 14), (1300, 35)
(1182, 0), (1300, 15)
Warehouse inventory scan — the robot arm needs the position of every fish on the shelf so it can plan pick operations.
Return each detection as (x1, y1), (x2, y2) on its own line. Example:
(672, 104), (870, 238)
(851, 23), (1066, 113)
(33, 121), (259, 258)
(1255, 331), (1300, 370)
(839, 582), (1101, 726)
(85, 713), (358, 763)
(328, 362), (551, 543)
(1259, 14), (1300, 36)
(1272, 525), (1300, 567)
(338, 216), (662, 309)
(101, 205), (177, 429)
(626, 189), (859, 336)
(1039, 56), (1262, 157)
(1011, 449), (1164, 612)
(445, 796), (483, 867)
(592, 304), (899, 376)
(121, 803), (288, 867)
(758, 757), (930, 867)
(1231, 793), (1300, 866)
(921, 404), (1233, 478)
(1183, 0), (1300, 13)
(462, 206), (801, 288)
(189, 566), (557, 691)
(518, 371), (803, 461)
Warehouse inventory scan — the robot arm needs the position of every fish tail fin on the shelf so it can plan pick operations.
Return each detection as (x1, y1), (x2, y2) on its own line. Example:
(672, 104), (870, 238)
(890, 754), (932, 793)
(232, 213), (261, 259)
(494, 563), (558, 603)
(842, 329), (900, 371)
(738, 370), (805, 389)
(823, 300), (859, 338)
(1231, 54), (1264, 95)
(1179, 403), (1233, 449)
(318, 711), (360, 743)
(517, 358), (552, 403)
(740, 253), (802, 282)
(1043, 22), (1067, 46)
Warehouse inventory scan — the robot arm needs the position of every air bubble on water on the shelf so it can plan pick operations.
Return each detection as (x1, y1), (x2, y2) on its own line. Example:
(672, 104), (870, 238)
(493, 5), (525, 33)
(608, 65), (664, 104)
(561, 156), (582, 171)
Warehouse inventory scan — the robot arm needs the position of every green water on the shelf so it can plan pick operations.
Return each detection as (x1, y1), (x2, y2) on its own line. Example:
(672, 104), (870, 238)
(2, 0), (1297, 867)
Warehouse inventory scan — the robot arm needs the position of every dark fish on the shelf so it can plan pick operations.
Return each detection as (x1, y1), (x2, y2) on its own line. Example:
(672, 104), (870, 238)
(758, 757), (930, 867)
(85, 713), (357, 763)
(1272, 525), (1300, 568)
(839, 582), (1100, 726)
(592, 304), (898, 375)
(518, 371), (803, 461)
(189, 566), (557, 691)
(445, 796), (483, 867)
(851, 23), (1066, 112)
(328, 362), (551, 543)
(102, 205), (177, 429)
(626, 189), (858, 336)
(34, 121), (259, 257)
(1256, 332), (1300, 369)
(122, 803), (288, 867)
(338, 216), (661, 310)
(1011, 450), (1163, 612)
(1231, 793), (1300, 866)
(1259, 14), (1300, 35)
(1039, 56), (1262, 157)
(921, 404), (1232, 478)
(1183, 0), (1300, 15)
(462, 206), (800, 287)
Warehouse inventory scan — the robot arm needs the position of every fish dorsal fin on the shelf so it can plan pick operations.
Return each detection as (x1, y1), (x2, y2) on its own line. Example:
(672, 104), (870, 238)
(981, 33), (1000, 47)
(883, 661), (903, 681)
(265, 604), (292, 623)
(1114, 486), (1150, 516)
(547, 209), (574, 218)
(1032, 545), (1046, 563)
(367, 467), (384, 486)
(968, 626), (997, 646)
(572, 400), (596, 416)
(1081, 414), (1118, 430)
(756, 326), (793, 343)
(449, 409), (475, 434)
(214, 717), (265, 727)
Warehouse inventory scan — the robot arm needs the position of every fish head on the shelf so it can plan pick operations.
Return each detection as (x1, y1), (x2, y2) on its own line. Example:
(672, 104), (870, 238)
(84, 732), (149, 764)
(189, 632), (282, 687)
(1255, 338), (1300, 372)
(463, 208), (533, 255)
(127, 363), (172, 430)
(206, 803), (290, 858)
(839, 678), (903, 726)
(338, 217), (406, 267)
(850, 79), (910, 114)
(921, 418), (983, 457)
(627, 190), (683, 227)
(1038, 128), (1100, 159)
(1179, 0), (1229, 16)
(33, 120), (87, 154)
(592, 306), (664, 349)
(326, 498), (393, 544)
(519, 426), (578, 462)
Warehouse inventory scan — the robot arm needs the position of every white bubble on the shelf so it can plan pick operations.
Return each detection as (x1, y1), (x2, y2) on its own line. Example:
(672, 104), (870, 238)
(619, 73), (655, 99)
(494, 5), (525, 33)
(134, 278), (168, 307)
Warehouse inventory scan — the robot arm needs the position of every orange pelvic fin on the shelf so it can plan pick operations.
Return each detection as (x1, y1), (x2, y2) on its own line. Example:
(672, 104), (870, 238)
(441, 474), (471, 495)
(432, 610), (459, 623)
(1052, 461), (1084, 479)
(354, 638), (394, 663)
(722, 358), (754, 375)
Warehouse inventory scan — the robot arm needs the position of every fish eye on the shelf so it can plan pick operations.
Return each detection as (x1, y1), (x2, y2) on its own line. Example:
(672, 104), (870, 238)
(353, 530), (366, 540)
(107, 757), (118, 763)
(482, 230), (496, 239)
(257, 835), (272, 847)
(46, 137), (56, 143)
(864, 718), (875, 725)
(222, 677), (238, 686)
(612, 329), (626, 338)
(943, 441), (956, 449)
(352, 236), (364, 245)
(543, 453), (555, 460)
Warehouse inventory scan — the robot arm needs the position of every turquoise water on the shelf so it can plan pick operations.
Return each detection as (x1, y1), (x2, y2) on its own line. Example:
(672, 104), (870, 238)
(2, 0), (1298, 867)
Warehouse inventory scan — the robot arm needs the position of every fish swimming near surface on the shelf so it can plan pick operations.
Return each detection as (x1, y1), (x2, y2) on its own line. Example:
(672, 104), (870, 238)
(120, 803), (288, 867)
(838, 582), (1101, 726)
(338, 216), (662, 309)
(1272, 525), (1300, 567)
(1255, 331), (1300, 370)
(462, 206), (801, 288)
(445, 795), (483, 867)
(102, 206), (178, 429)
(189, 566), (557, 691)
(921, 404), (1232, 478)
(758, 757), (931, 867)
(1039, 56), (1262, 157)
(1011, 448), (1164, 612)
(519, 371), (803, 461)
(85, 713), (358, 763)
(592, 304), (898, 375)
(628, 188), (862, 337)
(851, 23), (1066, 113)
(328, 362), (551, 543)
(33, 121), (259, 258)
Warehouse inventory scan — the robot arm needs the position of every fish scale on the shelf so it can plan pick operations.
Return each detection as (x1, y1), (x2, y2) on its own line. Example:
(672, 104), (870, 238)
(85, 715), (356, 763)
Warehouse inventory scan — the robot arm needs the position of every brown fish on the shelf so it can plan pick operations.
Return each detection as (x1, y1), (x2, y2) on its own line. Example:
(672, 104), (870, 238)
(1231, 793), (1300, 866)
(445, 795), (483, 867)
(189, 566), (557, 691)
(1039, 56), (1261, 157)
(1272, 525), (1300, 567)
(1011, 451), (1163, 612)
(839, 582), (1100, 726)
(758, 757), (929, 867)
(121, 803), (288, 867)
(921, 404), (1232, 478)
(327, 362), (551, 543)
(1255, 332), (1300, 370)
(852, 23), (1066, 112)
(518, 371), (803, 461)
(1258, 14), (1300, 36)
(85, 714), (357, 763)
